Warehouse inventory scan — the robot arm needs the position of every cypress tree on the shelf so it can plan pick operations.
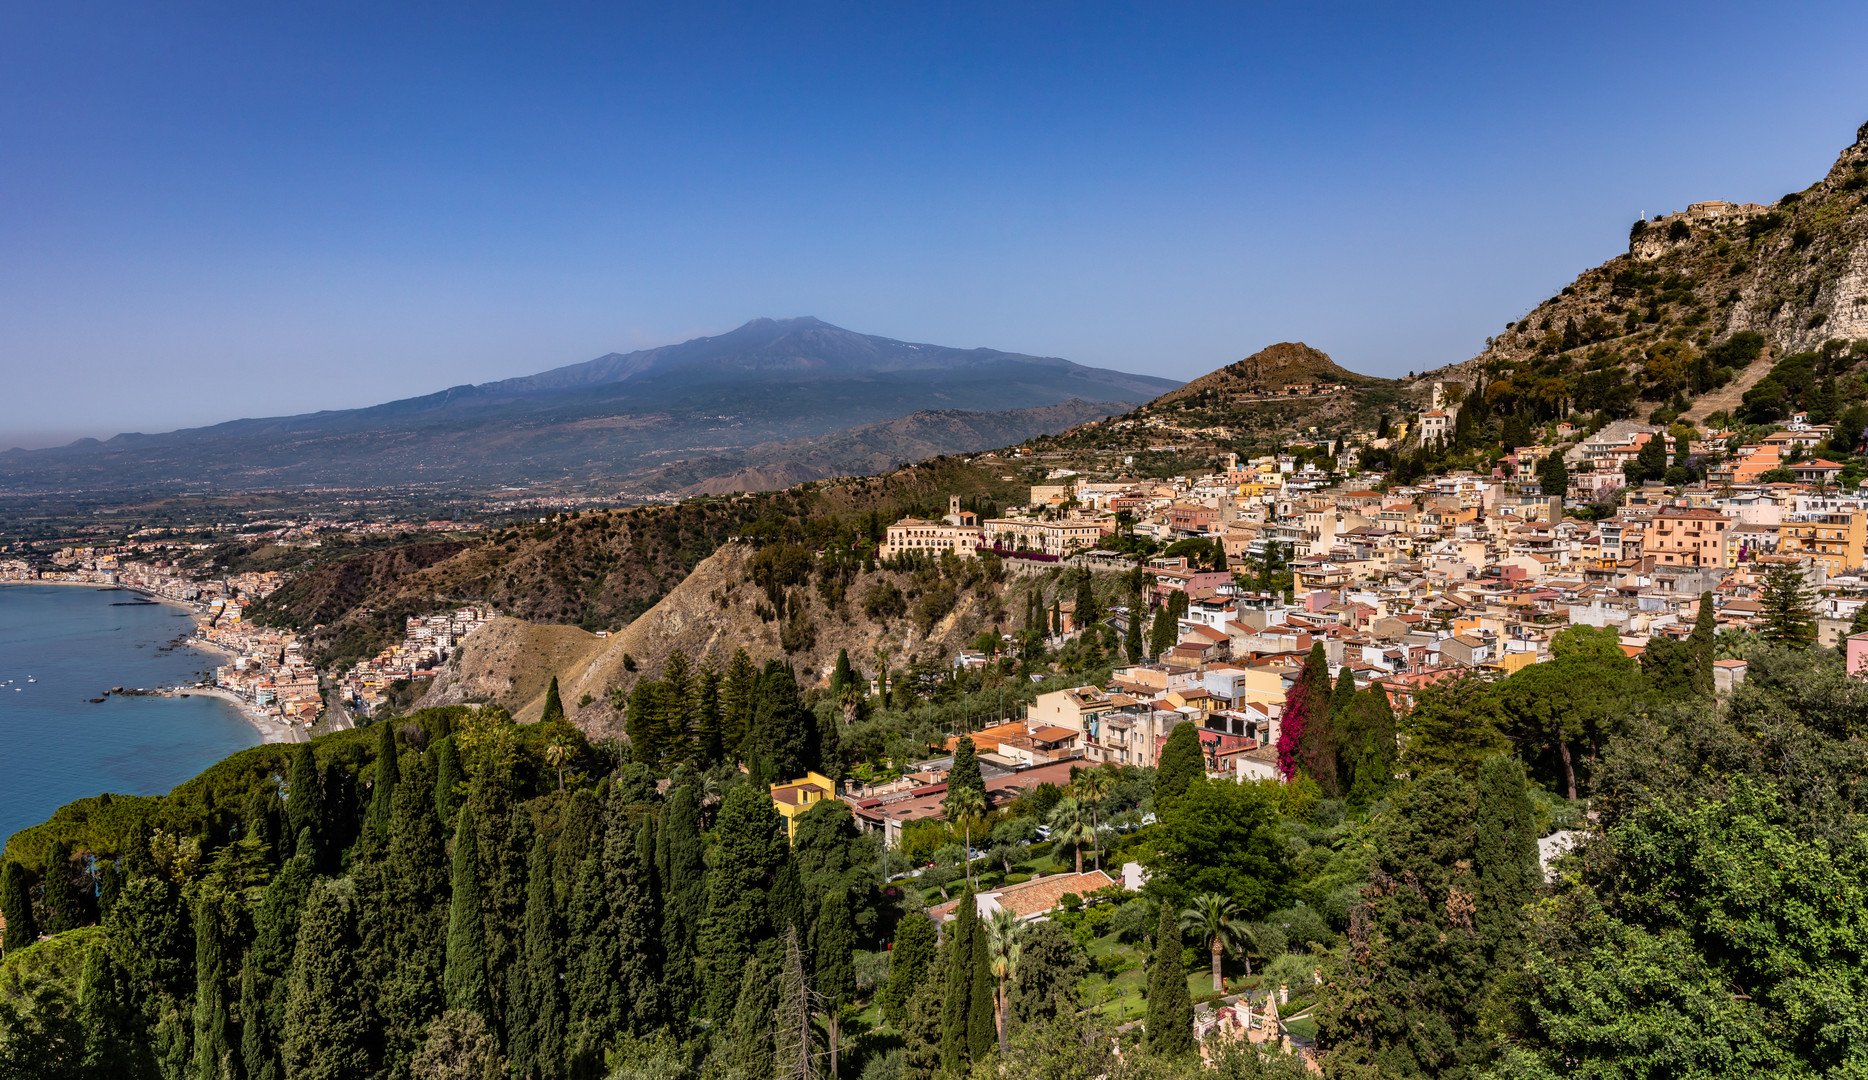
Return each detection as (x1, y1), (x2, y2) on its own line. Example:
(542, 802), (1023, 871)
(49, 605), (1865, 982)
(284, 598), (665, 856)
(78, 944), (135, 1075)
(553, 788), (601, 902)
(1330, 667), (1358, 728)
(1145, 903), (1194, 1059)
(883, 912), (936, 1029)
(815, 891), (856, 1077)
(1050, 599), (1061, 636)
(1149, 600), (1175, 658)
(751, 667), (815, 784)
(1074, 569), (1100, 628)
(190, 888), (238, 1080)
(564, 848), (615, 1079)
(433, 735), (464, 827)
(44, 841), (92, 933)
(698, 784), (786, 1018)
(468, 760), (528, 1032)
(694, 657), (725, 766)
(508, 833), (565, 1080)
(1277, 642), (1337, 793)
(1474, 756), (1540, 971)
(1155, 722), (1203, 808)
(285, 743), (322, 866)
(240, 853), (314, 1080)
(659, 783), (705, 1017)
(443, 803), (492, 1020)
(663, 651), (695, 762)
(367, 720), (400, 845)
(830, 649), (855, 699)
(967, 908), (995, 1062)
(940, 887), (976, 1074)
(541, 675), (566, 724)
(379, 755), (450, 1079)
(1342, 687), (1398, 809)
(622, 814), (664, 1033)
(1689, 591), (1716, 697)
(728, 955), (776, 1080)
(900, 940), (948, 1080)
(282, 880), (368, 1080)
(0, 861), (36, 952)
(947, 736), (985, 806)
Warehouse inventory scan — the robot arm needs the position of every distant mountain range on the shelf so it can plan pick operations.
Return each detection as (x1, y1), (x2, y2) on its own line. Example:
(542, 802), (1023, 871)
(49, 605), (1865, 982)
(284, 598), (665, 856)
(0, 317), (1179, 493)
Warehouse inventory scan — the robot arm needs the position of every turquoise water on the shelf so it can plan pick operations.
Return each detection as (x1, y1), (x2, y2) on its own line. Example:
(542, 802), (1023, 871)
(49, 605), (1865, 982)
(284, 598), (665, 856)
(0, 585), (260, 846)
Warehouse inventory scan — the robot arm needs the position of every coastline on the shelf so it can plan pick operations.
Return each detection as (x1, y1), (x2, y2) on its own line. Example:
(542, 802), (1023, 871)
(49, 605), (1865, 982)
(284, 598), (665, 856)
(0, 581), (300, 745)
(164, 686), (305, 745)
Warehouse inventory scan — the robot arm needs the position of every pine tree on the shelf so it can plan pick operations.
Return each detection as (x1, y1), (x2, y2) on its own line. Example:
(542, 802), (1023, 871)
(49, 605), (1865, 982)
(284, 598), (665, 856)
(434, 734), (464, 828)
(541, 675), (566, 724)
(190, 888), (239, 1080)
(367, 719), (400, 845)
(882, 912), (936, 1029)
(940, 886), (977, 1074)
(694, 655), (725, 765)
(240, 853), (313, 1080)
(508, 832), (565, 1080)
(77, 944), (135, 1074)
(1761, 565), (1816, 648)
(659, 783), (705, 1018)
(662, 650), (695, 762)
(1155, 722), (1203, 808)
(285, 743), (322, 867)
(0, 861), (35, 952)
(729, 955), (777, 1080)
(1474, 756), (1540, 972)
(282, 880), (369, 1080)
(772, 926), (818, 1080)
(443, 803), (492, 1020)
(721, 648), (760, 760)
(1145, 904), (1194, 1059)
(815, 890), (855, 1076)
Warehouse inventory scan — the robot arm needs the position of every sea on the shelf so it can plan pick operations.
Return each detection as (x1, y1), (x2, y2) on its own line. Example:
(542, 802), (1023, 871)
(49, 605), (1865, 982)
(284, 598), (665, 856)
(0, 584), (260, 845)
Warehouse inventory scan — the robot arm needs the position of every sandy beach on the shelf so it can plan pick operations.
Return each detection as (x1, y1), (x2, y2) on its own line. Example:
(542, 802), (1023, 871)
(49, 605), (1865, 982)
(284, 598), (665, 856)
(166, 686), (306, 744)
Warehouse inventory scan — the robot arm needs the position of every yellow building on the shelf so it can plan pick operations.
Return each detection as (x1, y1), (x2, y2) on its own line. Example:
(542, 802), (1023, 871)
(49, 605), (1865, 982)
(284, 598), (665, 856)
(770, 771), (840, 841)
(1779, 508), (1866, 575)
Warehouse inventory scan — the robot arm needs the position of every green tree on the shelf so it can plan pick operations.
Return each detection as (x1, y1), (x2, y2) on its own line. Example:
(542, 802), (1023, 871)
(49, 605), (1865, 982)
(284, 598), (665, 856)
(1124, 588), (1146, 664)
(1315, 770), (1489, 1079)
(433, 735), (464, 828)
(282, 880), (368, 1080)
(1180, 892), (1247, 995)
(1149, 601), (1175, 659)
(749, 667), (816, 785)
(944, 738), (988, 887)
(883, 913), (937, 1029)
(1473, 755), (1540, 973)
(409, 1009), (507, 1080)
(77, 944), (136, 1075)
(658, 782), (706, 1018)
(1154, 721), (1204, 809)
(699, 784), (787, 1019)
(379, 756), (450, 1078)
(0, 976), (83, 1080)
(1340, 686), (1397, 808)
(1073, 569), (1101, 630)
(985, 908), (1023, 1053)
(367, 719), (401, 845)
(1144, 904), (1193, 1059)
(941, 887), (977, 1074)
(443, 804), (491, 1020)
(0, 861), (36, 952)
(507, 833), (565, 1080)
(191, 888), (240, 1080)
(1537, 450), (1569, 496)
(967, 902), (995, 1062)
(541, 675), (565, 724)
(1761, 564), (1816, 648)
(1045, 797), (1095, 876)
(830, 649), (856, 700)
(1399, 671), (1508, 782)
(729, 956), (777, 1080)
(240, 853), (313, 1080)
(814, 891), (855, 1076)
(1006, 921), (1087, 1026)
(1688, 591), (1716, 697)
(1144, 777), (1290, 917)
(1284, 643), (1339, 795)
(285, 743), (322, 867)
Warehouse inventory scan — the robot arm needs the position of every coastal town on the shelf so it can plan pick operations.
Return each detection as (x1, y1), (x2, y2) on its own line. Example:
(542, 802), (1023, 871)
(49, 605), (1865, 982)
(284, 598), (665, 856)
(0, 534), (499, 738)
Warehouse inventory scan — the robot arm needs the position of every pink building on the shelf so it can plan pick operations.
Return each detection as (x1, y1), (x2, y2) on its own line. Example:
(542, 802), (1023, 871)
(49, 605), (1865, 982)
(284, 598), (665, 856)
(1848, 632), (1868, 678)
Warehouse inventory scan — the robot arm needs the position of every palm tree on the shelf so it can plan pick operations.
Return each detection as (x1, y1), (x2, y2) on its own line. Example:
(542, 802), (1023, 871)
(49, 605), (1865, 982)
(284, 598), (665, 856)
(1071, 766), (1117, 872)
(543, 739), (572, 791)
(1179, 892), (1248, 994)
(986, 908), (1024, 1052)
(944, 784), (987, 888)
(1045, 797), (1095, 876)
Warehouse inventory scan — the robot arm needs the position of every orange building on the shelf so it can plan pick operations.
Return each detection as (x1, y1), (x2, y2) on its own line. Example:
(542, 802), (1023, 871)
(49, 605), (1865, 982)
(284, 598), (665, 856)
(1648, 507), (1731, 569)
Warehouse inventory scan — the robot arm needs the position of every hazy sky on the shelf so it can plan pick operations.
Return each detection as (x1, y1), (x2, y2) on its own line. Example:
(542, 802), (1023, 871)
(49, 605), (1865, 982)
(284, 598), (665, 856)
(4, 2), (1867, 449)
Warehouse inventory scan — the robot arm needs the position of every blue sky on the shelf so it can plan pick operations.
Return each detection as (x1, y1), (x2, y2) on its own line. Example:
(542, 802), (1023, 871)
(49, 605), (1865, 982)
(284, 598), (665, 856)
(4, 2), (1867, 448)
